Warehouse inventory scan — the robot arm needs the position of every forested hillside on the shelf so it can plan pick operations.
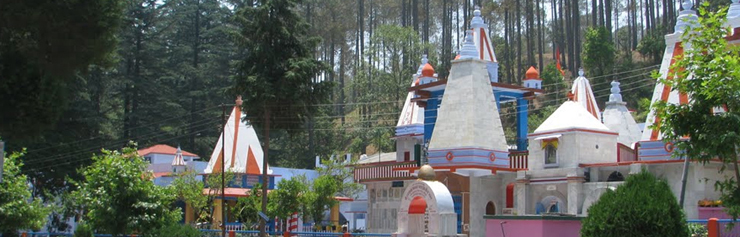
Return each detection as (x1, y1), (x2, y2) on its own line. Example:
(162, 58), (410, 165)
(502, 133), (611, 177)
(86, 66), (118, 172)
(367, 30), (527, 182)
(2, 0), (724, 194)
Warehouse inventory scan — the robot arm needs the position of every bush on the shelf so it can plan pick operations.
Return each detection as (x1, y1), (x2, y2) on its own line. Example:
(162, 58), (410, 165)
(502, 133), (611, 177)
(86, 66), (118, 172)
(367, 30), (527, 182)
(142, 224), (200, 237)
(687, 223), (708, 237)
(581, 170), (688, 237)
(73, 222), (93, 237)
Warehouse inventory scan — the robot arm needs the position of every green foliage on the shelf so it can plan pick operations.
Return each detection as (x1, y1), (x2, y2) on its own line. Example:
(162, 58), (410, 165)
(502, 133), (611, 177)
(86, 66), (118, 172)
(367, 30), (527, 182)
(142, 224), (201, 237)
(0, 0), (124, 140)
(0, 150), (50, 235)
(581, 171), (688, 237)
(269, 177), (308, 221)
(540, 63), (568, 103)
(528, 105), (557, 133)
(171, 170), (208, 224)
(235, 182), (268, 224)
(637, 26), (667, 64)
(306, 175), (339, 224)
(317, 157), (364, 199)
(582, 26), (616, 101)
(687, 223), (708, 237)
(203, 171), (235, 223)
(232, 0), (332, 133)
(656, 4), (740, 221)
(71, 145), (180, 236)
(73, 222), (94, 237)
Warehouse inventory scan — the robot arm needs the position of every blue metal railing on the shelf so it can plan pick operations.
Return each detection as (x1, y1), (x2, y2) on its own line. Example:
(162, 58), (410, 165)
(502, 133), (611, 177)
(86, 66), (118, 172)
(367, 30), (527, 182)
(20, 230), (392, 237)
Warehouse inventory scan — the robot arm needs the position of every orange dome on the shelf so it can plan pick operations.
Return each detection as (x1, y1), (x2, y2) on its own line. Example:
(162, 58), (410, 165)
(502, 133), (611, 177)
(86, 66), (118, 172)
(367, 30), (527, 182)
(454, 54), (461, 60)
(525, 66), (540, 80)
(421, 63), (435, 77)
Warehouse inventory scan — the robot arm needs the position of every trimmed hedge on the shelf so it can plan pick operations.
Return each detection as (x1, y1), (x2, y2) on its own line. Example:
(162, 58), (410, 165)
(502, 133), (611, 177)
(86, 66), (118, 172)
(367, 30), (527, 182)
(581, 170), (688, 237)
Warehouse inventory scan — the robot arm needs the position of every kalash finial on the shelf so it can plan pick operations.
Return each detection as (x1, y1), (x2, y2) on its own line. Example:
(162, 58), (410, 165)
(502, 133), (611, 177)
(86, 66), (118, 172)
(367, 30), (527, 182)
(578, 68), (585, 77)
(235, 95), (243, 106)
(460, 29), (478, 59)
(422, 54), (428, 65)
(418, 164), (436, 181)
(681, 0), (693, 11)
(471, 6), (486, 28)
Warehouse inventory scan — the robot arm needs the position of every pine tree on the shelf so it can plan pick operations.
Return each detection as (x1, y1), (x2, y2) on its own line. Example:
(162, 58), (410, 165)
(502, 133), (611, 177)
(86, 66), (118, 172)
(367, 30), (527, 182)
(232, 0), (331, 235)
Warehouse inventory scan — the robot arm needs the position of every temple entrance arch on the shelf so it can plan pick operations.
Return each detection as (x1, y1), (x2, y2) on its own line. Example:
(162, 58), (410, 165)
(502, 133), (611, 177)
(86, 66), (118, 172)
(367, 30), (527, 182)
(395, 178), (458, 237)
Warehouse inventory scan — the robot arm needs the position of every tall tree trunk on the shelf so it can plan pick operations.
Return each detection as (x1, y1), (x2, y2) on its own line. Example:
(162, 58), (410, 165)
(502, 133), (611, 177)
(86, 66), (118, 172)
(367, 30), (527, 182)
(537, 0), (544, 71)
(260, 108), (270, 237)
(412, 0), (419, 32)
(504, 6), (514, 84)
(604, 0), (613, 34)
(592, 0), (598, 26)
(189, 0), (201, 149)
(526, 0), (535, 67)
(516, 0), (522, 83)
(423, 0), (429, 47)
(573, 0), (582, 69)
(339, 45), (345, 125)
(565, 0), (573, 72)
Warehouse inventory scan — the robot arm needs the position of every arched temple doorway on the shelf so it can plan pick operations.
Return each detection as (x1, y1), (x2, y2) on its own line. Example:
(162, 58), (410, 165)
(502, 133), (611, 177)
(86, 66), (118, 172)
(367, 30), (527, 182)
(395, 165), (458, 237)
(485, 201), (496, 215)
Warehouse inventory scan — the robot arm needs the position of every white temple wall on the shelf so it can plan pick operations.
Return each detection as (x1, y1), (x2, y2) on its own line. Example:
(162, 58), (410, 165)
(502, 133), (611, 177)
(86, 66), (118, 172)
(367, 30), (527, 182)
(469, 175), (501, 236)
(366, 181), (409, 233)
(395, 137), (421, 162)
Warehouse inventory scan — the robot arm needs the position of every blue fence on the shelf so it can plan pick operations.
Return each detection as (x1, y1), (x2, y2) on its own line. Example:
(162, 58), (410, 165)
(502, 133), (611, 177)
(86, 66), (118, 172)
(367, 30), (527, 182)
(19, 231), (392, 237)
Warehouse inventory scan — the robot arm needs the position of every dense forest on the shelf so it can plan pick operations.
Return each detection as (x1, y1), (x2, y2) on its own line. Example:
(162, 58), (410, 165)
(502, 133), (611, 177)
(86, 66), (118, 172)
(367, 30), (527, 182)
(2, 0), (728, 194)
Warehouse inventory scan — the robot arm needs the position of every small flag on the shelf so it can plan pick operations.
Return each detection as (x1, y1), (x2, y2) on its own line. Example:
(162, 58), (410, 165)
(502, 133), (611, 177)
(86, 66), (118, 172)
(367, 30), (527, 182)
(556, 47), (565, 76)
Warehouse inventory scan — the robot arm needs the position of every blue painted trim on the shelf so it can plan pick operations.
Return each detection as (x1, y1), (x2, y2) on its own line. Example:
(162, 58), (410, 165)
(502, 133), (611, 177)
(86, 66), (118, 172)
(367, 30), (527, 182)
(516, 97), (529, 151)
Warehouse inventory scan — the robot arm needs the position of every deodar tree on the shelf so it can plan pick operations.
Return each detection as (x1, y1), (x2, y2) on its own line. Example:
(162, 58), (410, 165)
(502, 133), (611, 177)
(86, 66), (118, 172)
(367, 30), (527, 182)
(657, 4), (740, 220)
(232, 0), (331, 235)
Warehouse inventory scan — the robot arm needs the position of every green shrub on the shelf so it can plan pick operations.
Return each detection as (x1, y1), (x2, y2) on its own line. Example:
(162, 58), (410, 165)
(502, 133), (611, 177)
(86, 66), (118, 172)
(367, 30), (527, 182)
(581, 170), (688, 237)
(73, 222), (93, 237)
(142, 224), (200, 237)
(687, 223), (708, 237)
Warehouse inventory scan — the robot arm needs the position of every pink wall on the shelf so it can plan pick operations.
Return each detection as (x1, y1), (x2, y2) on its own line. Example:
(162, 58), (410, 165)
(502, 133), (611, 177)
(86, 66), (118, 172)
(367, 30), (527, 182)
(698, 207), (740, 237)
(486, 217), (582, 237)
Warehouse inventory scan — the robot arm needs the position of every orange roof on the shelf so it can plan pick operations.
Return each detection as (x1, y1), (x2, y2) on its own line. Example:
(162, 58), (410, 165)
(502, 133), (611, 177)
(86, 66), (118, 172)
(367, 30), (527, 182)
(421, 63), (435, 77)
(138, 144), (198, 157)
(525, 66), (540, 80)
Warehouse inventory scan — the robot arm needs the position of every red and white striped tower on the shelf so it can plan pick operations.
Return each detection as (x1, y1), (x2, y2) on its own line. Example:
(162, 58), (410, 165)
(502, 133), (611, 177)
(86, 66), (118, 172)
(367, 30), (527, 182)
(289, 212), (299, 233)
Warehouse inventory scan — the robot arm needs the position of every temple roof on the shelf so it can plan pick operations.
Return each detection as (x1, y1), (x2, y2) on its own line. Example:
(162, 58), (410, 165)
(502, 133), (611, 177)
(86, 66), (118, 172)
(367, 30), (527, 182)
(571, 69), (601, 122)
(603, 81), (642, 146)
(171, 146), (186, 166)
(205, 97), (271, 175)
(532, 101), (613, 136)
(138, 144), (198, 157)
(470, 6), (497, 63)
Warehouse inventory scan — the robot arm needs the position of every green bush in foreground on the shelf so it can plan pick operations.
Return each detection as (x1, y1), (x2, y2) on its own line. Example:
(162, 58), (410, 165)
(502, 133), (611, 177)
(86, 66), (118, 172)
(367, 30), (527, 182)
(581, 170), (688, 237)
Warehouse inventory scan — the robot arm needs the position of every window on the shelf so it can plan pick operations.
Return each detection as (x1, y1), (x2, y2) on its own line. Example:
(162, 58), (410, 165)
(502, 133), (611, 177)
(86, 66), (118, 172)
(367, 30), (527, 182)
(404, 151), (410, 162)
(544, 143), (558, 167)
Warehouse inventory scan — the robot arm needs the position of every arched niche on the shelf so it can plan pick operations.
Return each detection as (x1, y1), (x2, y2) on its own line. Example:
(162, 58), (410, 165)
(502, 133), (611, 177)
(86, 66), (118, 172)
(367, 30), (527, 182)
(395, 180), (457, 236)
(486, 201), (496, 215)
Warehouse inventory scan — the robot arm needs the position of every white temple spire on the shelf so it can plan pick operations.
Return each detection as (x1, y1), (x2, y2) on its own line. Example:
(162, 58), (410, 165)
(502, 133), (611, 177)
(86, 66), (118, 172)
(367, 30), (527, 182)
(675, 0), (699, 32)
(603, 80), (642, 146)
(571, 69), (601, 122)
(460, 30), (478, 59)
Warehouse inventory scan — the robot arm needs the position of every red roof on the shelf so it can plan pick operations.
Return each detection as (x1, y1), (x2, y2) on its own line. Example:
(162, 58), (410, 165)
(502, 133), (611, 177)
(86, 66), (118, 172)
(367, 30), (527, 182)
(138, 144), (198, 157)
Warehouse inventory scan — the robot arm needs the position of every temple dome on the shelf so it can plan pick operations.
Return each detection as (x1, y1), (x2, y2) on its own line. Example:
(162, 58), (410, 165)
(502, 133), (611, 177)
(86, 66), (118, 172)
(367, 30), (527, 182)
(525, 66), (540, 80)
(422, 63), (435, 77)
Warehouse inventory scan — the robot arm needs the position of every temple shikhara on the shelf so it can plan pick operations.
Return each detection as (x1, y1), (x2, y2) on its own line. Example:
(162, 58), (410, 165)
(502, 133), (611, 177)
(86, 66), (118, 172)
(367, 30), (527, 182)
(354, 2), (740, 236)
